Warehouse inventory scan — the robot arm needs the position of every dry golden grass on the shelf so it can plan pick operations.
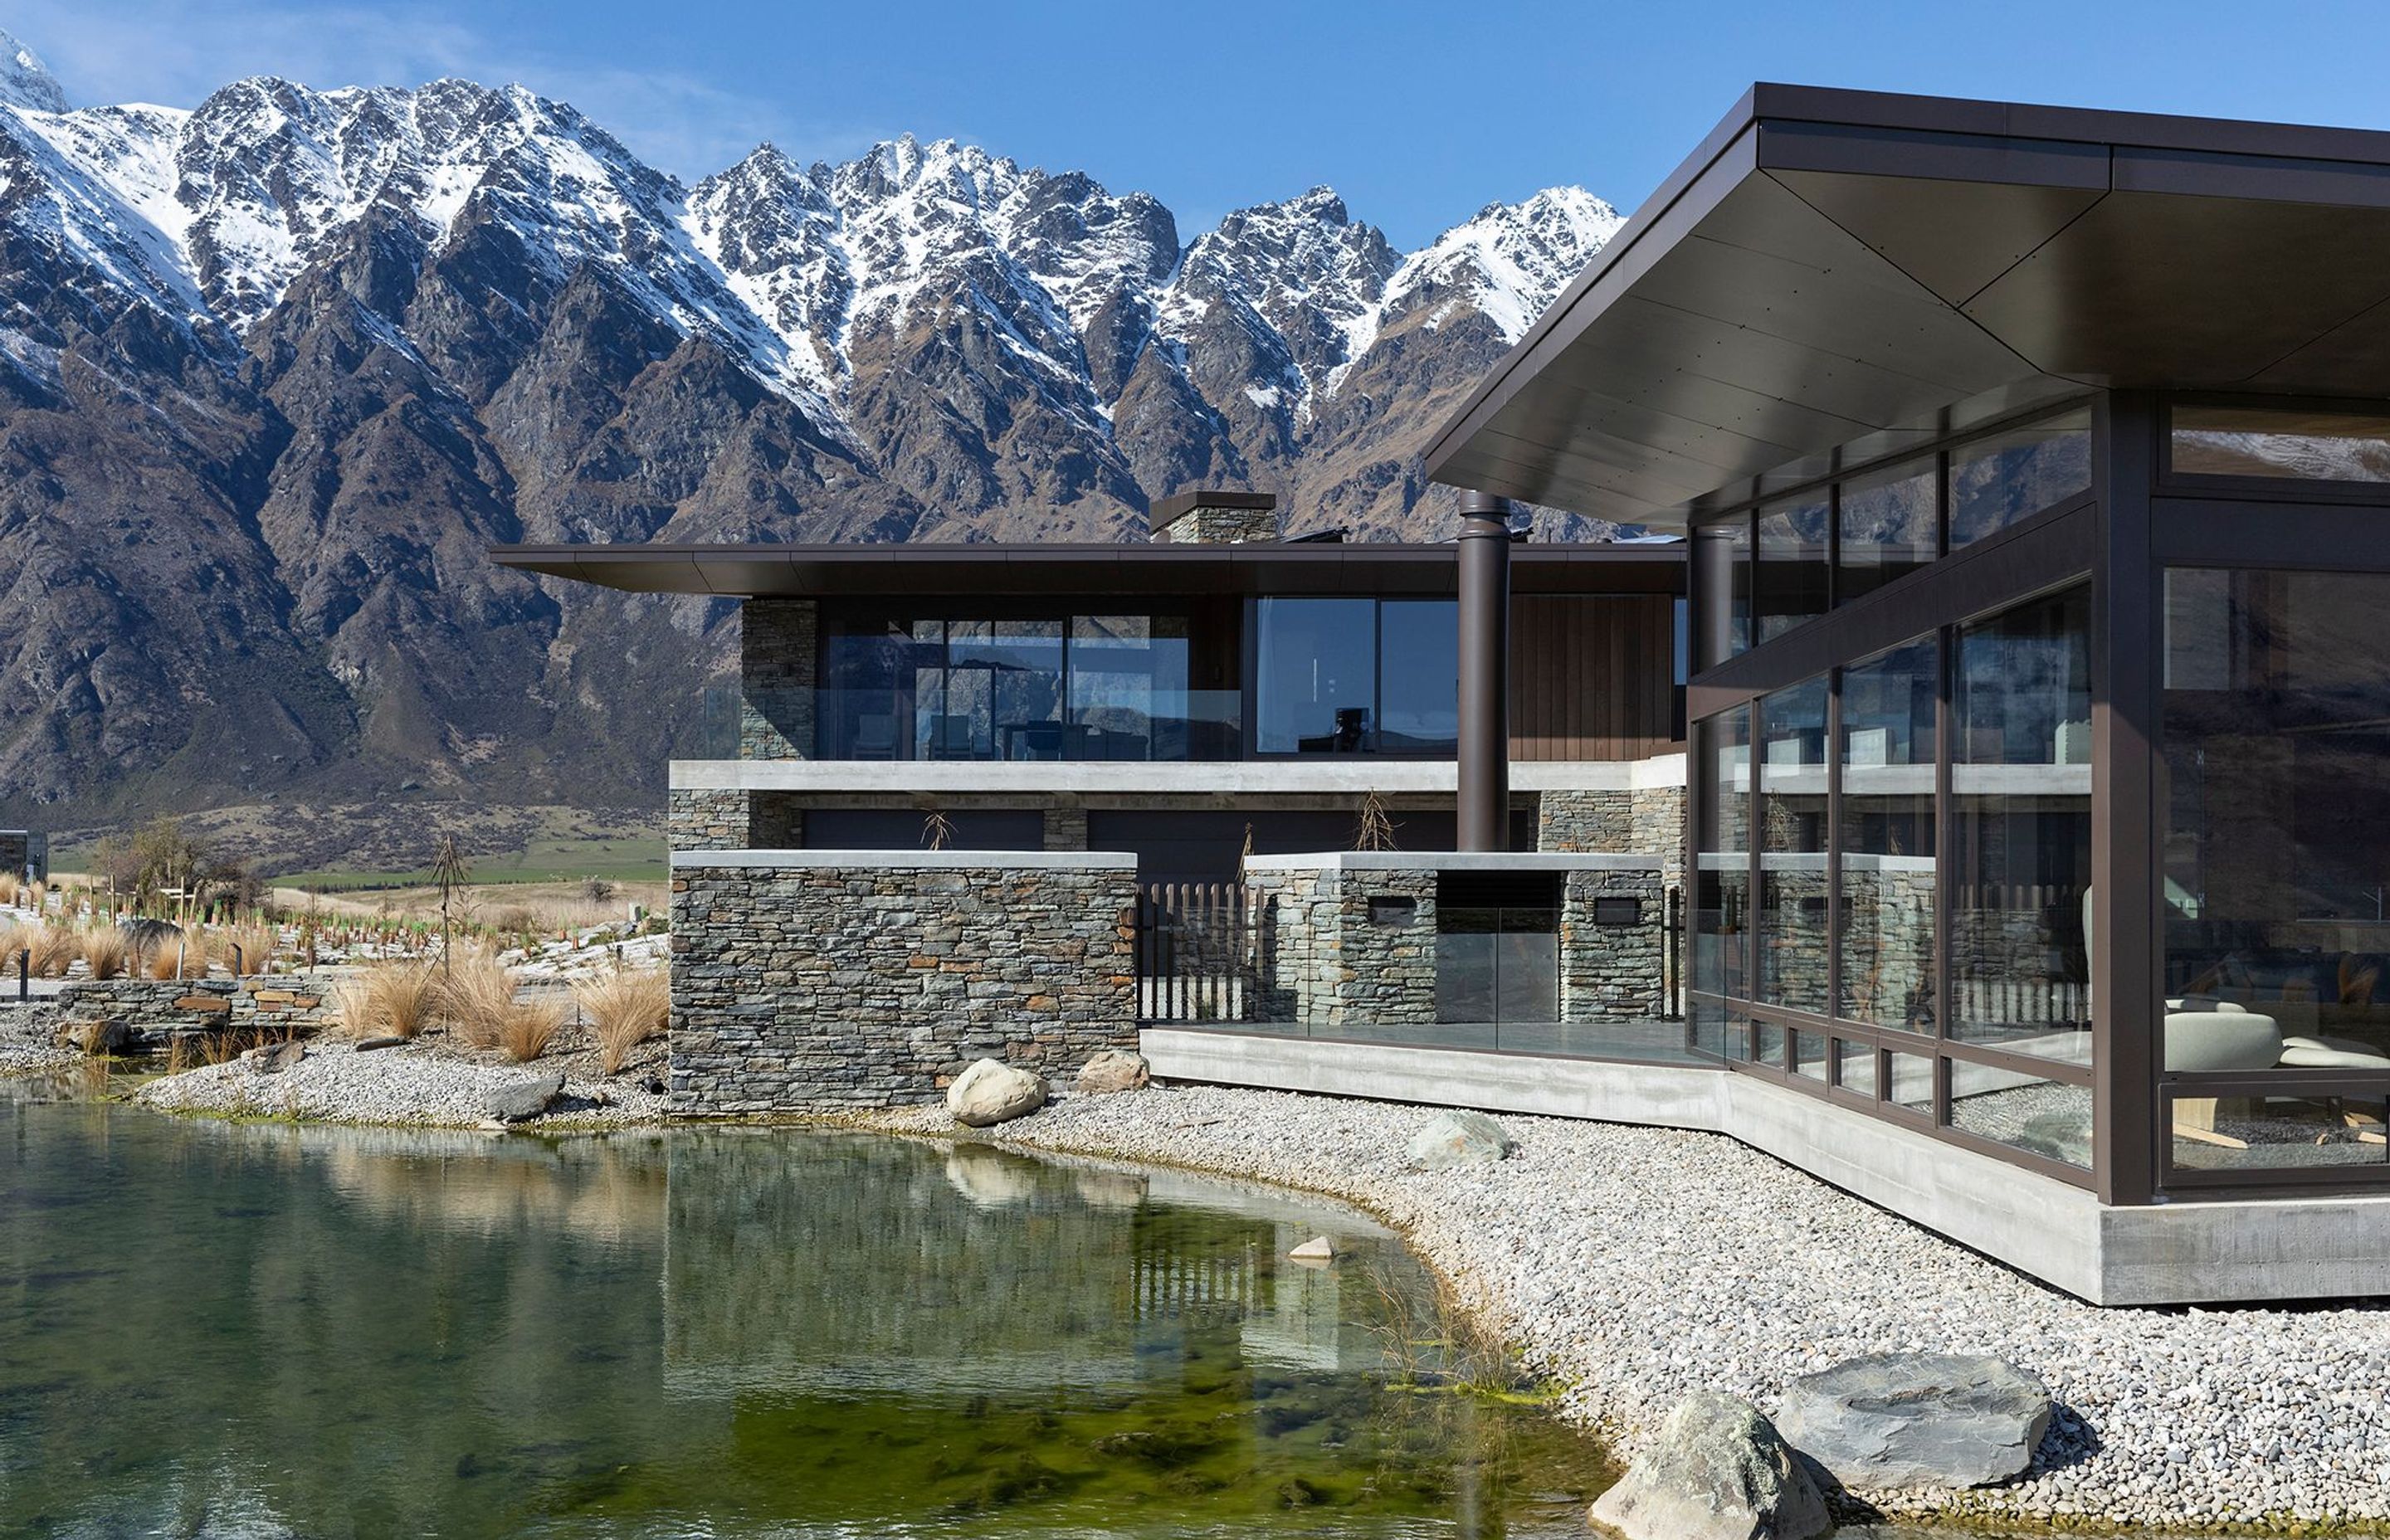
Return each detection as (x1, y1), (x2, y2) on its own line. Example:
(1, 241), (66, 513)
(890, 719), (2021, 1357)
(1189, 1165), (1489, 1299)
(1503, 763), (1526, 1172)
(0, 871), (18, 905)
(79, 926), (128, 981)
(437, 947), (518, 1049)
(497, 996), (565, 1064)
(222, 923), (280, 977)
(329, 961), (441, 1040)
(29, 925), (78, 978)
(576, 967), (668, 1075)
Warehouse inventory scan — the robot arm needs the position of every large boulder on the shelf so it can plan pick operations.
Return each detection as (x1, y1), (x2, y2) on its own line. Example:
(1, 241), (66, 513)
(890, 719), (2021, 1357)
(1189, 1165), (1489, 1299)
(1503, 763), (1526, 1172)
(1776, 1352), (2051, 1489)
(1407, 1109), (1516, 1169)
(1073, 1049), (1149, 1095)
(486, 1072), (565, 1125)
(947, 1058), (1046, 1127)
(1590, 1391), (1830, 1540)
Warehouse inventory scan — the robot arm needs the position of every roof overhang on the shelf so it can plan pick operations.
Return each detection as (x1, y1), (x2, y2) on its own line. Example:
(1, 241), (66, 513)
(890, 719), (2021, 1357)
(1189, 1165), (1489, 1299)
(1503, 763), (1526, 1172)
(486, 541), (1685, 599)
(1427, 84), (2390, 527)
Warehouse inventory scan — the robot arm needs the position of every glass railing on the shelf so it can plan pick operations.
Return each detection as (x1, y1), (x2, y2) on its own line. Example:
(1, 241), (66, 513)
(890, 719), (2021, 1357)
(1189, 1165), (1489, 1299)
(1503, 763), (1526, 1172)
(692, 685), (1247, 763)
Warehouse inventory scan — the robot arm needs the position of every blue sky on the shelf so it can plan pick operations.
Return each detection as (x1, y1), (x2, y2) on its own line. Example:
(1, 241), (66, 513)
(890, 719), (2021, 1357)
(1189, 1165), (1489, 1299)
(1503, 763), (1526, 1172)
(17, 0), (2390, 248)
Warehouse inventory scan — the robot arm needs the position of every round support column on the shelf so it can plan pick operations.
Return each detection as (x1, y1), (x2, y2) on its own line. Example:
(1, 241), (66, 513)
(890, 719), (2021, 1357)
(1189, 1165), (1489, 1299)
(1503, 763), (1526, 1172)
(1456, 490), (1514, 852)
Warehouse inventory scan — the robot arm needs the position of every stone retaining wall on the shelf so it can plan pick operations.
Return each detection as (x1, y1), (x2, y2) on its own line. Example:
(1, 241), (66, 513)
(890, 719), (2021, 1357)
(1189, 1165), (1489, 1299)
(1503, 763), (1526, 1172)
(44, 975), (338, 1049)
(668, 852), (1139, 1115)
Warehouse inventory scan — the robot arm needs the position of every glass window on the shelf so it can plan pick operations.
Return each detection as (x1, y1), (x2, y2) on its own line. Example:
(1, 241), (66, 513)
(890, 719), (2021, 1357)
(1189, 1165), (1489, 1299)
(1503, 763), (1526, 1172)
(1837, 639), (1939, 1030)
(1695, 518), (1752, 669)
(1757, 676), (1830, 1014)
(2162, 568), (2390, 1152)
(2170, 405), (2390, 483)
(1838, 459), (1937, 602)
(1256, 598), (1377, 753)
(1889, 1050), (1934, 1116)
(1754, 494), (1830, 643)
(1951, 408), (2092, 547)
(1069, 616), (1189, 762)
(819, 616), (915, 759)
(1792, 1030), (1829, 1081)
(1754, 1019), (1786, 1068)
(1950, 586), (2093, 1061)
(1378, 600), (1460, 754)
(1949, 1062), (2092, 1167)
(949, 620), (1064, 760)
(1837, 1039), (1879, 1097)
(1695, 707), (1751, 1000)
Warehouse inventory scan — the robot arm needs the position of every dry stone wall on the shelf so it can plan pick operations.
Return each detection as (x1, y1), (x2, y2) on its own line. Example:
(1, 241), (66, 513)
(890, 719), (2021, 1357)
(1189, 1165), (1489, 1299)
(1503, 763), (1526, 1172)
(44, 976), (336, 1048)
(669, 855), (1139, 1114)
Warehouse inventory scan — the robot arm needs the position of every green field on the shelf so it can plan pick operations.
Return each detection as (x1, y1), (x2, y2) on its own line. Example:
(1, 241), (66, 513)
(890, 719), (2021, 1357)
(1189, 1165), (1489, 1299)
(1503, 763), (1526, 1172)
(277, 834), (666, 892)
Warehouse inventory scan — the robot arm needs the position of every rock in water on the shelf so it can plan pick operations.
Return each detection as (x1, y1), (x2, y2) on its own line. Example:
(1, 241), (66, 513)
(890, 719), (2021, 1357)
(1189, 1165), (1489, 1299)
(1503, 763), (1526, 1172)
(1073, 1049), (1150, 1095)
(1289, 1235), (1337, 1260)
(485, 1073), (566, 1124)
(947, 1059), (1046, 1127)
(1777, 1352), (2052, 1489)
(1589, 1391), (1830, 1540)
(1407, 1109), (1516, 1168)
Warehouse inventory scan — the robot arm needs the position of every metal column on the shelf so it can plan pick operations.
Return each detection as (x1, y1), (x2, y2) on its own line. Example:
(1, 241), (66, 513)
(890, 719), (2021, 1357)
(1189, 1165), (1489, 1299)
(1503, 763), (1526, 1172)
(1456, 490), (1513, 852)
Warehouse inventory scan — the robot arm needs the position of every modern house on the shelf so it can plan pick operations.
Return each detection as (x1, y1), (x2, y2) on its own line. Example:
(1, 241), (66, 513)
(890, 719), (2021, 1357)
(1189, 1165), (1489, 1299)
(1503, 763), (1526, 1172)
(499, 492), (1685, 884)
(1, 830), (46, 884)
(495, 83), (2390, 1306)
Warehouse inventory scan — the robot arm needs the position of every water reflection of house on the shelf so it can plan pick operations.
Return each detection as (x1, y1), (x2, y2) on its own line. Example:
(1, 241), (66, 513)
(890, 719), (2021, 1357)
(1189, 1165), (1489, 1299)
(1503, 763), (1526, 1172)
(661, 1134), (1393, 1400)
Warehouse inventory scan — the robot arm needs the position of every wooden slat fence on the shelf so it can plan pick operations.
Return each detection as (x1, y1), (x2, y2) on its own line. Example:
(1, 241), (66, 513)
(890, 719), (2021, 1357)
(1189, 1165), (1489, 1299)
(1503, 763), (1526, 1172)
(1134, 881), (1256, 1023)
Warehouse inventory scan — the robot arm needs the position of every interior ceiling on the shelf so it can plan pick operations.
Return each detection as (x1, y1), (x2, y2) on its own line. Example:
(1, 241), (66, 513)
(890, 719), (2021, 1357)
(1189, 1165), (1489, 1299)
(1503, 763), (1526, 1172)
(1427, 97), (2390, 528)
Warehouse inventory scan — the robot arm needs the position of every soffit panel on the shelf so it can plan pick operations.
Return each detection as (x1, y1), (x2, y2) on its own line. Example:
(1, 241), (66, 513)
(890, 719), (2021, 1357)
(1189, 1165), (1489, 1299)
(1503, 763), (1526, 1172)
(1961, 188), (2390, 385)
(1768, 168), (2110, 305)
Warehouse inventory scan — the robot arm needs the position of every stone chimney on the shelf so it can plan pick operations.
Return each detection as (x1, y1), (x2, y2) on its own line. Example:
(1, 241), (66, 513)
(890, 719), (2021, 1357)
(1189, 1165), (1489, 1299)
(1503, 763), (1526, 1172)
(1149, 490), (1280, 544)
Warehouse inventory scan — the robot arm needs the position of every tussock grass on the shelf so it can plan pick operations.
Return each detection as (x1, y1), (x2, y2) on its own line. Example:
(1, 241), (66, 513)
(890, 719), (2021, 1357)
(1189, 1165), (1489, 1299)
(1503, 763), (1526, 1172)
(79, 926), (128, 981)
(329, 961), (441, 1040)
(576, 967), (667, 1075)
(144, 934), (207, 980)
(223, 924), (280, 976)
(0, 871), (18, 905)
(30, 925), (78, 978)
(497, 996), (565, 1064)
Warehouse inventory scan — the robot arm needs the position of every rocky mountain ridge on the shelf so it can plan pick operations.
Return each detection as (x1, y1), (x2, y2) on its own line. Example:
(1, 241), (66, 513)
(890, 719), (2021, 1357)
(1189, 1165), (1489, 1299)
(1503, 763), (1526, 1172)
(0, 26), (1627, 852)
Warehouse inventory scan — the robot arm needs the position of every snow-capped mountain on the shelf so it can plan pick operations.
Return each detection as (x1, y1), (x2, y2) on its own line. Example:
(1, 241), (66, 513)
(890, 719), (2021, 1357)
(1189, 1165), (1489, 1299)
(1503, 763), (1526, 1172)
(0, 31), (1624, 849)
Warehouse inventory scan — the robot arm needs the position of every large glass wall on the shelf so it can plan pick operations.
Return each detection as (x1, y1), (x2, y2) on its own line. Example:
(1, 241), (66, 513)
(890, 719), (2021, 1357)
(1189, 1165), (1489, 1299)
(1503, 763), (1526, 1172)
(820, 612), (1194, 761)
(2161, 566), (2390, 1172)
(1754, 494), (1830, 642)
(1837, 638), (1938, 1029)
(1254, 597), (1458, 755)
(1756, 678), (1828, 1014)
(1685, 410), (2103, 1182)
(1695, 706), (1752, 1009)
(1949, 586), (2093, 1064)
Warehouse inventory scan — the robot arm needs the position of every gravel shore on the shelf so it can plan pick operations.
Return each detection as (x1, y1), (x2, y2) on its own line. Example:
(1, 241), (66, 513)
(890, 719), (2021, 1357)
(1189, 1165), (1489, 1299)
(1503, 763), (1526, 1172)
(134, 1038), (668, 1128)
(871, 1084), (2390, 1533)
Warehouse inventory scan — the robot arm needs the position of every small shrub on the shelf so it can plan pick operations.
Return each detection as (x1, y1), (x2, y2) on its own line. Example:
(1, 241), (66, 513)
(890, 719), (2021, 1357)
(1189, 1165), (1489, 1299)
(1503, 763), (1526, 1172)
(497, 995), (565, 1064)
(576, 967), (668, 1075)
(330, 961), (441, 1040)
(80, 927), (128, 981)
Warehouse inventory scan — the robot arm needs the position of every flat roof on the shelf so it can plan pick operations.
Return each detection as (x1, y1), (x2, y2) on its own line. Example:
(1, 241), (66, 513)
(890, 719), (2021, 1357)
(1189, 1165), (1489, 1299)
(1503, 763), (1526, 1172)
(486, 540), (1685, 598)
(1427, 84), (2390, 526)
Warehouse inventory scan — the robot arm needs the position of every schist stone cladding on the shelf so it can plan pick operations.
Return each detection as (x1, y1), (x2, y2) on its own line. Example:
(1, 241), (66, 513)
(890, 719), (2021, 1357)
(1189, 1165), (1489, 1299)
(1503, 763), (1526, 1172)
(1241, 853), (1667, 1029)
(667, 852), (1139, 1114)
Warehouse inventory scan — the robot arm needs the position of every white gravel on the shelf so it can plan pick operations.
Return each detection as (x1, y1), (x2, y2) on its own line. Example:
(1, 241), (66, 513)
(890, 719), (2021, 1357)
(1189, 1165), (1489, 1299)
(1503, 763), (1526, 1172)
(905, 1084), (2390, 1533)
(134, 1040), (668, 1128)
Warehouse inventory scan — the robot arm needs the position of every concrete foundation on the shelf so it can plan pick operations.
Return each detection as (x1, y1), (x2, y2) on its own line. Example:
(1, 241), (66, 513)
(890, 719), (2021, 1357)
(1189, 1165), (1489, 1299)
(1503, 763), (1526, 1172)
(1139, 1027), (2390, 1307)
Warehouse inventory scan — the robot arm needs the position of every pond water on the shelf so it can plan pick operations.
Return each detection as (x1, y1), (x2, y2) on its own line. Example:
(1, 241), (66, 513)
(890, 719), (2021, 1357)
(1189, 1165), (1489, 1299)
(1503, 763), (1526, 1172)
(0, 1096), (1613, 1538)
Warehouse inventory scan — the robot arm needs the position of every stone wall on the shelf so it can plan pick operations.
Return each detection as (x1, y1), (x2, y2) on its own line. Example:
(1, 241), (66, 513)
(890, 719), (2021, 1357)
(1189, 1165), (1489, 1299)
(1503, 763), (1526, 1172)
(1538, 784), (1685, 882)
(667, 788), (802, 851)
(668, 853), (1139, 1114)
(739, 599), (816, 759)
(1152, 504), (1281, 543)
(1242, 854), (1667, 1029)
(44, 975), (337, 1049)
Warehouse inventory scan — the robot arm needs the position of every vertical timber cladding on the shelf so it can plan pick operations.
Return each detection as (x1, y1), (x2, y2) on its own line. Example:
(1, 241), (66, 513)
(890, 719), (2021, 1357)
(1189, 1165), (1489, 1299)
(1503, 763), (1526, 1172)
(667, 854), (1139, 1114)
(1510, 594), (1680, 761)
